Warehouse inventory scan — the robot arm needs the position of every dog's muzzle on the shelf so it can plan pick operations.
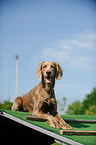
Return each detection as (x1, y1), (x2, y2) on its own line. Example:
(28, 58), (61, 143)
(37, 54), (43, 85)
(45, 70), (53, 83)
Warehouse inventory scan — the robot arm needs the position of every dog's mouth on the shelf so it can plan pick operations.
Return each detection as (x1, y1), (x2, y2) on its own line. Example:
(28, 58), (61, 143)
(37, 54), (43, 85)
(45, 76), (52, 83)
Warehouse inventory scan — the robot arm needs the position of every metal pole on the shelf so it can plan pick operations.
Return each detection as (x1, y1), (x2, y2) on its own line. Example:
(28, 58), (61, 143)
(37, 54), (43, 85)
(14, 55), (19, 98)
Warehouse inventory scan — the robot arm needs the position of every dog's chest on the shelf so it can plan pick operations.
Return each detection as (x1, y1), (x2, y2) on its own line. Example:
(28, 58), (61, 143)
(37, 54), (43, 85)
(44, 97), (55, 105)
(40, 96), (56, 113)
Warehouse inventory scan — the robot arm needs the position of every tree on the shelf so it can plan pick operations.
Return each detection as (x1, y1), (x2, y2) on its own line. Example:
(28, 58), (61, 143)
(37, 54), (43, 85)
(82, 88), (96, 114)
(0, 100), (13, 110)
(66, 101), (82, 115)
(66, 88), (96, 115)
(85, 105), (96, 115)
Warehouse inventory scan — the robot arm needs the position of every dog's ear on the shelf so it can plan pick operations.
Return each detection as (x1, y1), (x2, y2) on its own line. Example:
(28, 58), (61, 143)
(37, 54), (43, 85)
(55, 63), (63, 80)
(36, 62), (43, 80)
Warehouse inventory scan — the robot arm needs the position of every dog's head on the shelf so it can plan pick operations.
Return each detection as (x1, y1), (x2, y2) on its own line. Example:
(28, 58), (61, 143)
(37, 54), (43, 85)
(36, 61), (63, 84)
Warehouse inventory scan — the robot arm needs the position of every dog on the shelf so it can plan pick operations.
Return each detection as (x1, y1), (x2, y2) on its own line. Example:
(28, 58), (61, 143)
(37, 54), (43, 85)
(12, 61), (72, 129)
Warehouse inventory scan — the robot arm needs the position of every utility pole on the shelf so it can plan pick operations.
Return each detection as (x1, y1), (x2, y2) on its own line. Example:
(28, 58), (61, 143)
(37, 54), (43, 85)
(14, 55), (19, 98)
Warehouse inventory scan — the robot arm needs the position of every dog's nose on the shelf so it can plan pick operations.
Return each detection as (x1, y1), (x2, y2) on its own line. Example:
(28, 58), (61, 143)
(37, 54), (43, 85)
(46, 71), (51, 75)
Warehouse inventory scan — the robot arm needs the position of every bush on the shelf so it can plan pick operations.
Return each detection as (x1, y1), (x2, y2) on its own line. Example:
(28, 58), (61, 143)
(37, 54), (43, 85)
(66, 88), (96, 115)
(0, 100), (13, 110)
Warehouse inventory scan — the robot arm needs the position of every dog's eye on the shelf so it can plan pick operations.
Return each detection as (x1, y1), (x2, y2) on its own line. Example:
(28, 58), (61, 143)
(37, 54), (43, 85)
(43, 65), (47, 68)
(51, 65), (55, 69)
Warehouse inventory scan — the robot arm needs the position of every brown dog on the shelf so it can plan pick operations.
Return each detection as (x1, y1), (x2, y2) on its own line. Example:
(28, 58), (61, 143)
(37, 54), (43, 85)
(12, 61), (72, 129)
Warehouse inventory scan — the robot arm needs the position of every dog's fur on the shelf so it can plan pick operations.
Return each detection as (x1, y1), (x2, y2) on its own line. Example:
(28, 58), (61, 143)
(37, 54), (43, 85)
(12, 61), (72, 129)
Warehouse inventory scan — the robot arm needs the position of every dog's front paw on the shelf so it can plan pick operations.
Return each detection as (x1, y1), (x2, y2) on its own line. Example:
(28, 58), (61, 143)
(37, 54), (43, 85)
(47, 116), (60, 129)
(61, 124), (72, 130)
(59, 119), (72, 130)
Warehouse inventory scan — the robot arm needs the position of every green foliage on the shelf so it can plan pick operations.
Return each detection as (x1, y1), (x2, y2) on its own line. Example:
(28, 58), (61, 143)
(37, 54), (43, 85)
(85, 105), (96, 115)
(82, 88), (96, 114)
(0, 100), (13, 110)
(66, 88), (96, 115)
(66, 101), (83, 115)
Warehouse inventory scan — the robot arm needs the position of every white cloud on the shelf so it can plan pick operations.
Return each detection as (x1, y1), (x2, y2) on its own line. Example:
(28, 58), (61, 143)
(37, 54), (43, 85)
(38, 32), (96, 69)
(57, 32), (96, 50)
(41, 47), (70, 62)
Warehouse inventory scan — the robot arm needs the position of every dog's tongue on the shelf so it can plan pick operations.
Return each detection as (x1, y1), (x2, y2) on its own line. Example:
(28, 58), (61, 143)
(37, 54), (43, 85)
(46, 77), (52, 83)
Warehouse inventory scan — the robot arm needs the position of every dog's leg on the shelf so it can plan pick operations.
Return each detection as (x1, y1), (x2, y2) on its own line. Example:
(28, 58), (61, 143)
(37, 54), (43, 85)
(32, 111), (60, 129)
(47, 115), (60, 129)
(11, 97), (23, 111)
(55, 113), (72, 130)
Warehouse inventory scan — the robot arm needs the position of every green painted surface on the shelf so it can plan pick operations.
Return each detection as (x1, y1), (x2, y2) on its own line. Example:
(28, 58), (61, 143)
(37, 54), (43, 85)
(2, 110), (96, 145)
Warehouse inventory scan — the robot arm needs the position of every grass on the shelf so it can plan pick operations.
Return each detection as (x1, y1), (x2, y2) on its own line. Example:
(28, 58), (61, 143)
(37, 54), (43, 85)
(51, 143), (59, 145)
(2, 110), (96, 145)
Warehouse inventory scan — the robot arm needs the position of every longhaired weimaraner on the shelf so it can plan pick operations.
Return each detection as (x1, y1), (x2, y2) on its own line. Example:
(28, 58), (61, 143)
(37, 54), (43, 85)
(12, 61), (72, 129)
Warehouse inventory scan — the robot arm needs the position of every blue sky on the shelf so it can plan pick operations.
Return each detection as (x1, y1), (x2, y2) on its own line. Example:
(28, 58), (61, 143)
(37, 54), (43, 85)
(0, 0), (96, 112)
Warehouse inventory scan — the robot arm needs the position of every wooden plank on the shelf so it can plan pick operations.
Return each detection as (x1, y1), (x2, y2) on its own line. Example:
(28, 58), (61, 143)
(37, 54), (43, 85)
(64, 118), (96, 123)
(60, 130), (96, 136)
(24, 115), (96, 123)
(24, 116), (48, 122)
